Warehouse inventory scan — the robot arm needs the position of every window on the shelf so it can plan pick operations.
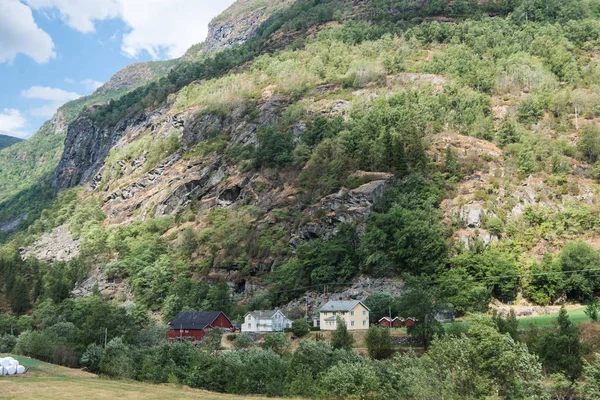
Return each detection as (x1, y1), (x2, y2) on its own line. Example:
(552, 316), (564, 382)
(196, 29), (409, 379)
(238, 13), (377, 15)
(362, 310), (366, 316)
(324, 312), (327, 316)
(351, 321), (355, 326)
(363, 320), (366, 326)
(350, 311), (354, 316)
(341, 312), (345, 316)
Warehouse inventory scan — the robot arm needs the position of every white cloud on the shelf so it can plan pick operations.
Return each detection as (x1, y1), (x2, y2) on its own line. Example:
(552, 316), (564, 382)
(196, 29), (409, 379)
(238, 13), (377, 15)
(81, 79), (103, 92)
(64, 77), (76, 84)
(0, 0), (55, 64)
(0, 109), (29, 138)
(23, 0), (236, 60)
(23, 0), (122, 34)
(21, 86), (81, 118)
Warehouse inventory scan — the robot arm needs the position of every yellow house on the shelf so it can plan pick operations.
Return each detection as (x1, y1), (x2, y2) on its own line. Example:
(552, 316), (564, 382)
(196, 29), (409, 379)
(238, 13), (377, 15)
(319, 300), (370, 331)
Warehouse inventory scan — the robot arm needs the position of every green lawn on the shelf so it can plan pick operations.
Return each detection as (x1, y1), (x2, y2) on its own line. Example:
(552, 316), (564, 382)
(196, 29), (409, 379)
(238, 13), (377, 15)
(442, 307), (591, 332)
(0, 354), (280, 400)
(516, 307), (590, 328)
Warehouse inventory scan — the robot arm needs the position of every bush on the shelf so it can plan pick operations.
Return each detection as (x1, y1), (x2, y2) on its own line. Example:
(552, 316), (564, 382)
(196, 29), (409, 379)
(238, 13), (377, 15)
(0, 334), (17, 353)
(232, 333), (255, 350)
(364, 326), (394, 360)
(227, 333), (237, 342)
(80, 343), (103, 373)
(261, 332), (292, 355)
(291, 318), (310, 338)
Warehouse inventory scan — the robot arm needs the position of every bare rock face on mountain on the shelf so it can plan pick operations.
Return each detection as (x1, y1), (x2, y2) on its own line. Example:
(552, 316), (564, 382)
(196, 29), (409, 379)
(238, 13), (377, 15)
(204, 0), (294, 53)
(53, 106), (126, 191)
(294, 174), (395, 243)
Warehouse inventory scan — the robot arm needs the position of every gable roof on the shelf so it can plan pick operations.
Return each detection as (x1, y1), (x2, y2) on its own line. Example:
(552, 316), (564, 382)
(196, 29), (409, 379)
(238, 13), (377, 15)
(320, 300), (370, 312)
(169, 311), (226, 330)
(245, 310), (288, 320)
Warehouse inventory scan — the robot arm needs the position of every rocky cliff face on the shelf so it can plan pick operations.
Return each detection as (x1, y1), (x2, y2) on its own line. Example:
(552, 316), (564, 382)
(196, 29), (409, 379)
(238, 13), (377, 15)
(204, 0), (294, 53)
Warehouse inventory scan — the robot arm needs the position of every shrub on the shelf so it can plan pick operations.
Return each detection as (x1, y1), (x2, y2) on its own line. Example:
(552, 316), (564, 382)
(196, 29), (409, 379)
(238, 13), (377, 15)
(232, 333), (255, 350)
(291, 318), (310, 338)
(364, 326), (394, 360)
(0, 334), (17, 353)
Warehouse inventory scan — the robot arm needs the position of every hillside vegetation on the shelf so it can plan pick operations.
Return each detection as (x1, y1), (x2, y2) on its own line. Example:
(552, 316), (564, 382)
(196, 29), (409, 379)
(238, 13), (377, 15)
(2, 0), (600, 398)
(0, 135), (22, 150)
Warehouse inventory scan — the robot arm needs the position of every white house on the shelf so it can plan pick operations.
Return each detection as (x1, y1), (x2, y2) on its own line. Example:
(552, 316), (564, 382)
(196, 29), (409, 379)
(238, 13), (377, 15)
(242, 310), (292, 333)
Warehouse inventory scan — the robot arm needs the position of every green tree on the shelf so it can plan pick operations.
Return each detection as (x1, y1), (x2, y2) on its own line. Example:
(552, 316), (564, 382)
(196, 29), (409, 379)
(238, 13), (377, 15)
(203, 328), (223, 354)
(578, 354), (600, 399)
(585, 298), (600, 322)
(577, 125), (600, 164)
(364, 292), (397, 324)
(397, 276), (445, 350)
(291, 318), (310, 338)
(539, 307), (583, 382)
(261, 332), (292, 355)
(330, 318), (354, 350)
(364, 326), (394, 360)
(232, 333), (254, 350)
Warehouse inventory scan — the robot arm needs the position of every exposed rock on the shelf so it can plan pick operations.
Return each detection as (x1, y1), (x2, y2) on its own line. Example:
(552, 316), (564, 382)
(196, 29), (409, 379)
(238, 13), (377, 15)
(285, 276), (405, 317)
(155, 159), (226, 216)
(53, 106), (129, 191)
(22, 225), (81, 263)
(259, 94), (290, 126)
(203, 0), (294, 53)
(460, 203), (485, 228)
(182, 113), (224, 149)
(71, 265), (132, 301)
(0, 212), (28, 233)
(294, 174), (395, 243)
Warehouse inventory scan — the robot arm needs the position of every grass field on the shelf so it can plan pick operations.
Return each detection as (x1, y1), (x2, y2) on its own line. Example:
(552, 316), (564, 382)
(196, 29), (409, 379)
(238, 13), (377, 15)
(516, 306), (590, 328)
(0, 354), (275, 400)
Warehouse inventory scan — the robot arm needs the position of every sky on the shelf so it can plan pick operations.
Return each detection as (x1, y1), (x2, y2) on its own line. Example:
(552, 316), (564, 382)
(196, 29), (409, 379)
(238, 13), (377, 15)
(0, 0), (236, 139)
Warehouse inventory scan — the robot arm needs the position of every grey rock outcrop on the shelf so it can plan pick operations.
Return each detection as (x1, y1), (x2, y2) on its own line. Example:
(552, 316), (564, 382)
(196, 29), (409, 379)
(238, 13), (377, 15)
(53, 106), (128, 191)
(21, 225), (81, 263)
(294, 174), (395, 243)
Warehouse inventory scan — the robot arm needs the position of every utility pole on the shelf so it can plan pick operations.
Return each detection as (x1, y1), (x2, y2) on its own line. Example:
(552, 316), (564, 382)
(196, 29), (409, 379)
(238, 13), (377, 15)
(104, 328), (107, 348)
(10, 322), (13, 336)
(389, 306), (392, 332)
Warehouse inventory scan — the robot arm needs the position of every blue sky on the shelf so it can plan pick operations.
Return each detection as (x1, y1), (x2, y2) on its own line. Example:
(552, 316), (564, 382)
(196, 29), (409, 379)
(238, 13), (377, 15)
(0, 0), (236, 138)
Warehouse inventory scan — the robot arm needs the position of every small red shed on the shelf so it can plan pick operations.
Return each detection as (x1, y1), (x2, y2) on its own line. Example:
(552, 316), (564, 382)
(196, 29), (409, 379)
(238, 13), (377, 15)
(167, 311), (232, 342)
(378, 317), (393, 327)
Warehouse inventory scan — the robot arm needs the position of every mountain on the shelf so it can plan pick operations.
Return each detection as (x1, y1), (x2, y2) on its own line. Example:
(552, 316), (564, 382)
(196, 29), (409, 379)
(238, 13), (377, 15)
(4, 0), (600, 322)
(0, 134), (22, 150)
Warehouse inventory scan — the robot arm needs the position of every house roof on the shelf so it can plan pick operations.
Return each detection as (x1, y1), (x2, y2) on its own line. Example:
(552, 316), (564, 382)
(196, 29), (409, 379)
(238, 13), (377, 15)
(320, 300), (370, 312)
(245, 310), (287, 319)
(378, 317), (392, 322)
(169, 311), (226, 330)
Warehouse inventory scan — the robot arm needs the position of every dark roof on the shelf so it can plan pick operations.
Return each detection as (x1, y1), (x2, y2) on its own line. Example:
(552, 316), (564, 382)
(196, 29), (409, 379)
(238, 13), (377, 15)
(169, 311), (225, 330)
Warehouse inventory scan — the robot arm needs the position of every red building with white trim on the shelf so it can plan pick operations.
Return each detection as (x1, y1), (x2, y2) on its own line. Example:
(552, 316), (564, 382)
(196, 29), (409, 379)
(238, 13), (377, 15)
(167, 311), (232, 342)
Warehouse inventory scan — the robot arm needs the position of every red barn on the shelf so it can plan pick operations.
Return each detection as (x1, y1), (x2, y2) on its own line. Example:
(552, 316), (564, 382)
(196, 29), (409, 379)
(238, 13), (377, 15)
(167, 311), (232, 342)
(378, 317), (393, 327)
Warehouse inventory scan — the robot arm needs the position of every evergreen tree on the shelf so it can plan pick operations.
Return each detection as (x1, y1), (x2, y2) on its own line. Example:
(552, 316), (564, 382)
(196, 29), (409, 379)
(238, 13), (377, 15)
(539, 307), (583, 382)
(364, 326), (394, 359)
(330, 318), (354, 350)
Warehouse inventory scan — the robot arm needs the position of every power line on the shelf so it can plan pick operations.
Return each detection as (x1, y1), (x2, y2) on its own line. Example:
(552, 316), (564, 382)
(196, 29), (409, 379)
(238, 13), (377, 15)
(266, 267), (600, 296)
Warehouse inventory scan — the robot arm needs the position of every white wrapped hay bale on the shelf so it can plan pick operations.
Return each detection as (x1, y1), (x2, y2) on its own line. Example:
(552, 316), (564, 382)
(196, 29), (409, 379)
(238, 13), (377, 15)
(0, 366), (4, 376)
(6, 366), (16, 375)
(16, 365), (25, 374)
(1, 358), (12, 369)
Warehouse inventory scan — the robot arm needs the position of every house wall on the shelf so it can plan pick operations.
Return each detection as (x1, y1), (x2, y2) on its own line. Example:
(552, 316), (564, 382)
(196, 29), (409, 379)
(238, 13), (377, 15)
(320, 303), (369, 331)
(212, 313), (233, 329)
(242, 312), (292, 332)
(167, 328), (206, 341)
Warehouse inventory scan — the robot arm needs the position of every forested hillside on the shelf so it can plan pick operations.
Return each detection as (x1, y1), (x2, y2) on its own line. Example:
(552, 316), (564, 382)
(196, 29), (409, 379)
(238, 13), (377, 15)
(3, 0), (600, 398)
(0, 134), (21, 150)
